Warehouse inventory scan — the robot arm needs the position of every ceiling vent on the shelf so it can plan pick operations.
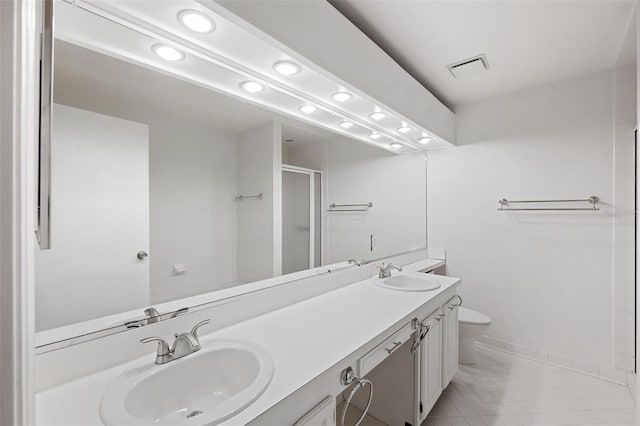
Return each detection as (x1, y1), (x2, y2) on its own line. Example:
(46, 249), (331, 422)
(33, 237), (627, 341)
(447, 54), (489, 79)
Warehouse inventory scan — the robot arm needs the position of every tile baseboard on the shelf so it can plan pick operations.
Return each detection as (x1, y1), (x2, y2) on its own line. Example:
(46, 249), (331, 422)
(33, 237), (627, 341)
(476, 335), (630, 387)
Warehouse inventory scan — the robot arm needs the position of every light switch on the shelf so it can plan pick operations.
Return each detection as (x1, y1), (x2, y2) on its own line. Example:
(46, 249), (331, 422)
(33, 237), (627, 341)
(172, 263), (186, 275)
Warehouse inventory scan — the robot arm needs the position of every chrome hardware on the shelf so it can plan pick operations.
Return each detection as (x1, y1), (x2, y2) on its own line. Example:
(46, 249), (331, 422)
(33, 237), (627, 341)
(123, 320), (146, 329)
(498, 196), (599, 211)
(37, 0), (55, 250)
(141, 319), (211, 365)
(339, 367), (374, 426)
(144, 307), (161, 324)
(327, 202), (373, 212)
(348, 259), (362, 267)
(170, 307), (189, 318)
(410, 322), (430, 354)
(385, 341), (402, 354)
(378, 263), (403, 279)
(235, 193), (263, 201)
(137, 251), (148, 260)
(341, 366), (357, 386)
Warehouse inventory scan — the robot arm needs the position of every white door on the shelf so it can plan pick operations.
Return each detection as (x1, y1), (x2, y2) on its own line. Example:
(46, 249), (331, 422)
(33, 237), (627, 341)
(35, 104), (150, 330)
(443, 298), (460, 388)
(419, 313), (443, 422)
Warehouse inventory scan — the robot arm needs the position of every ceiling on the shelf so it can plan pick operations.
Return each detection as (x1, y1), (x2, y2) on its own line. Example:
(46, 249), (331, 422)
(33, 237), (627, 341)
(330, 0), (636, 110)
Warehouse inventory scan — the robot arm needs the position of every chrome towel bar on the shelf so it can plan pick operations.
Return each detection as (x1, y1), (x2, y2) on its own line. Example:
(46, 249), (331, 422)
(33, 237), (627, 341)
(498, 196), (599, 211)
(235, 193), (263, 201)
(327, 202), (373, 212)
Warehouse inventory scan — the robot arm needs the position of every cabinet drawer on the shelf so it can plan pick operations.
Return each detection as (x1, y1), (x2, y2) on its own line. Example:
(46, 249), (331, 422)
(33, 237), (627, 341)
(358, 322), (413, 377)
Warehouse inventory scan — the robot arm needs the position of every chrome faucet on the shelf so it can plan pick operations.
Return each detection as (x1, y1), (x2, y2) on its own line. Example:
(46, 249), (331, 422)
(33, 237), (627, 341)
(378, 263), (403, 279)
(141, 319), (211, 365)
(144, 307), (161, 324)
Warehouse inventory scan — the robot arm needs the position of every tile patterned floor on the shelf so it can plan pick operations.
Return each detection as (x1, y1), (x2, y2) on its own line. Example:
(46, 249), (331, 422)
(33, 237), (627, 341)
(425, 346), (638, 426)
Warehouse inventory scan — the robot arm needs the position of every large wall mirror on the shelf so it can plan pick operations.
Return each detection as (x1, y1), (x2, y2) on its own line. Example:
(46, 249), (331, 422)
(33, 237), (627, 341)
(35, 0), (429, 349)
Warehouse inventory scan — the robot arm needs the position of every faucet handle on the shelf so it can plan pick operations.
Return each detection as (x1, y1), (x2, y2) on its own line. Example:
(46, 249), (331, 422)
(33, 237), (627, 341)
(141, 336), (170, 356)
(190, 319), (211, 341)
(170, 307), (189, 318)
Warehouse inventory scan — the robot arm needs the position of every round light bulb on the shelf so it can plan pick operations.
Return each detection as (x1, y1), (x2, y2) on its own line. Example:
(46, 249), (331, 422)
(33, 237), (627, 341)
(178, 10), (216, 33)
(151, 44), (184, 62)
(390, 142), (403, 149)
(339, 120), (355, 129)
(369, 111), (386, 121)
(369, 132), (381, 140)
(332, 92), (352, 102)
(299, 104), (317, 114)
(398, 126), (411, 133)
(418, 136), (432, 145)
(240, 81), (265, 93)
(273, 61), (301, 76)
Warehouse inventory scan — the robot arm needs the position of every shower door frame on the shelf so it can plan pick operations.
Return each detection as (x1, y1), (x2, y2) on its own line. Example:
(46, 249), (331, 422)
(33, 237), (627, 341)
(281, 164), (324, 271)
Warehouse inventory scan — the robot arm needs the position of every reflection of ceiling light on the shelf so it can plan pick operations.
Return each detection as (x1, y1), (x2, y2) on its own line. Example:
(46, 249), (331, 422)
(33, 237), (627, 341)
(273, 61), (301, 76)
(418, 136), (432, 144)
(339, 120), (355, 129)
(390, 141), (403, 149)
(240, 81), (265, 93)
(332, 92), (352, 102)
(369, 111), (386, 121)
(151, 44), (184, 61)
(299, 104), (317, 114)
(398, 126), (411, 133)
(369, 132), (381, 140)
(178, 10), (216, 33)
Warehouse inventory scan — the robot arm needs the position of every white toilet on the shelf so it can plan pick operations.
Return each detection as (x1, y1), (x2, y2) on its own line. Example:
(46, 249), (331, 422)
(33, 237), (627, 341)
(458, 307), (491, 365)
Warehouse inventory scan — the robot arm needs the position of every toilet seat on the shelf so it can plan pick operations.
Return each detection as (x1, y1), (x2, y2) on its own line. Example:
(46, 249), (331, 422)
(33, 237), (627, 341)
(459, 307), (491, 325)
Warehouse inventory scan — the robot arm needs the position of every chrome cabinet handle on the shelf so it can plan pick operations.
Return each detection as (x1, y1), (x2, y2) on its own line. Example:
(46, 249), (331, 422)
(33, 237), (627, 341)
(385, 341), (402, 354)
(137, 251), (149, 260)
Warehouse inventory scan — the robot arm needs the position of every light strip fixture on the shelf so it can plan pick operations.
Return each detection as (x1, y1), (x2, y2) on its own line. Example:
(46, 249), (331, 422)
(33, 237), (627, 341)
(63, 0), (443, 153)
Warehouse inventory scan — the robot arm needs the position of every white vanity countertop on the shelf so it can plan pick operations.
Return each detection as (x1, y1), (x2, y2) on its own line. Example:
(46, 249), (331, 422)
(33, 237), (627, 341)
(36, 258), (457, 425)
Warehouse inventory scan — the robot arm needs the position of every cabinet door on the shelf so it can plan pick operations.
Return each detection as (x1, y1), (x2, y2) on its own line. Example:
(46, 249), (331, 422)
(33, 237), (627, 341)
(442, 299), (459, 388)
(294, 396), (335, 426)
(419, 316), (442, 422)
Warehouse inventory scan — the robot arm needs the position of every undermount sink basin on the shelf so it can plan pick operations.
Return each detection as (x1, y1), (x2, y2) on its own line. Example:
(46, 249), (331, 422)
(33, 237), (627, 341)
(372, 272), (442, 292)
(99, 340), (274, 426)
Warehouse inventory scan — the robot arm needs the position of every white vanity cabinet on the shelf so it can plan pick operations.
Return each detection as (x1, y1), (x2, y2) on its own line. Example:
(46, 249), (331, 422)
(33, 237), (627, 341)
(418, 310), (443, 423)
(442, 296), (460, 388)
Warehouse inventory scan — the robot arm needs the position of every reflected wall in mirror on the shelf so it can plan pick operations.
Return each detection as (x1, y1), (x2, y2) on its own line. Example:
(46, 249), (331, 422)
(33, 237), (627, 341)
(35, 1), (427, 345)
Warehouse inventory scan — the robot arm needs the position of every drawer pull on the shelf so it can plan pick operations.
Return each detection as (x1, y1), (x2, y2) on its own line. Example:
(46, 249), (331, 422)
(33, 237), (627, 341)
(385, 341), (402, 354)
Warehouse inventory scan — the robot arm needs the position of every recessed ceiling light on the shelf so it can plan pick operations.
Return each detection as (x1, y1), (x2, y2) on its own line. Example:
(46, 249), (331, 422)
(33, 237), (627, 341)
(369, 111), (386, 121)
(398, 126), (411, 133)
(178, 10), (216, 33)
(240, 80), (265, 93)
(390, 142), (403, 149)
(151, 44), (184, 62)
(299, 104), (317, 114)
(332, 92), (352, 102)
(339, 120), (355, 129)
(418, 136), (432, 145)
(369, 132), (381, 140)
(273, 61), (301, 76)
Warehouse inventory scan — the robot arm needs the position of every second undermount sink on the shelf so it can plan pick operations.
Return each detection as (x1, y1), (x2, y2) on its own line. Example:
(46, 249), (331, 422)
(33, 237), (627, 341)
(372, 272), (442, 292)
(99, 340), (274, 426)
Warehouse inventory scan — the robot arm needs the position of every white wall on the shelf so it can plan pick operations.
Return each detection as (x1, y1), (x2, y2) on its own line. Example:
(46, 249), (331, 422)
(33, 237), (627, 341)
(149, 123), (238, 303)
(613, 63), (636, 372)
(236, 122), (282, 282)
(286, 135), (427, 264)
(428, 69), (622, 374)
(35, 105), (150, 330)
